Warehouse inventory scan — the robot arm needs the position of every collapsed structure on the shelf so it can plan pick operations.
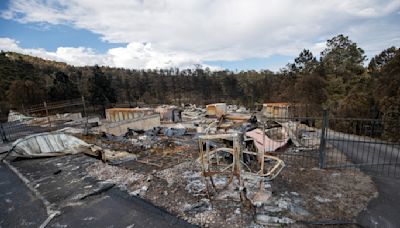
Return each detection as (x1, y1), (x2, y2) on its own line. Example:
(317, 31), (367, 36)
(1, 102), (341, 227)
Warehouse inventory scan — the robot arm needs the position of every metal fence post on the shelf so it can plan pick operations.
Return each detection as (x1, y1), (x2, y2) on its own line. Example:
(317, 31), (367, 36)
(82, 96), (89, 135)
(261, 122), (265, 174)
(82, 96), (87, 117)
(44, 101), (51, 128)
(319, 109), (329, 168)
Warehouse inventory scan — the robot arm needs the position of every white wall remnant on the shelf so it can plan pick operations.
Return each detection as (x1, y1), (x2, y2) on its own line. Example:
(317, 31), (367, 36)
(100, 114), (161, 136)
(105, 108), (155, 122)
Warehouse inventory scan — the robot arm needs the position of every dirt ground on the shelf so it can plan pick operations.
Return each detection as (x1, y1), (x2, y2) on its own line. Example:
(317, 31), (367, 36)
(80, 133), (377, 227)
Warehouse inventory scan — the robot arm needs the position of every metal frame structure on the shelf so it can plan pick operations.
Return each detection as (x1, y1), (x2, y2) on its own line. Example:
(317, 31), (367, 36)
(198, 134), (242, 194)
(198, 132), (286, 203)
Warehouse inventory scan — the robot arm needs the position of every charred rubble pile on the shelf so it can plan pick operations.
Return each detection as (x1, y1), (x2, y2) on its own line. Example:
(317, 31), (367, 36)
(1, 103), (375, 227)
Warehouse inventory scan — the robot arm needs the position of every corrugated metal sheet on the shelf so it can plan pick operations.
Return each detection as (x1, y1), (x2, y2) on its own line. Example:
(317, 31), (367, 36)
(11, 132), (90, 157)
(105, 108), (155, 122)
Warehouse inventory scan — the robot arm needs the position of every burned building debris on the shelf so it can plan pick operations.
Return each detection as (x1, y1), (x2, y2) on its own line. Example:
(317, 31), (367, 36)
(0, 103), (378, 227)
(155, 105), (183, 123)
(206, 103), (227, 118)
(261, 102), (290, 118)
(100, 114), (161, 136)
(7, 132), (91, 158)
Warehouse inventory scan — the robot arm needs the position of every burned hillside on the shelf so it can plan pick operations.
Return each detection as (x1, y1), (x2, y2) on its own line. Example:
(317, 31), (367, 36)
(1, 41), (400, 142)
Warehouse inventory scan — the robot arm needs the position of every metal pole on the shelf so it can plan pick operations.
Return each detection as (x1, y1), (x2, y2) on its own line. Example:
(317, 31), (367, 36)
(261, 122), (265, 174)
(44, 101), (51, 128)
(82, 96), (87, 117)
(82, 96), (89, 135)
(319, 109), (329, 168)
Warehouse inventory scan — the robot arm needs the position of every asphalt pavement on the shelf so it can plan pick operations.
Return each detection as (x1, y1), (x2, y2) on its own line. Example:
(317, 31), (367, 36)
(0, 154), (195, 228)
(326, 130), (400, 228)
(0, 163), (47, 227)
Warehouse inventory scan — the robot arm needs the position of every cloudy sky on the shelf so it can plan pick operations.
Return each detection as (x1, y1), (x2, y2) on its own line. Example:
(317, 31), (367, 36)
(0, 0), (399, 71)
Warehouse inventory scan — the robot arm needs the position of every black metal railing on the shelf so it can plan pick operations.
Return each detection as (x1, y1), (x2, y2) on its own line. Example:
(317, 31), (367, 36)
(262, 108), (400, 177)
(325, 117), (400, 177)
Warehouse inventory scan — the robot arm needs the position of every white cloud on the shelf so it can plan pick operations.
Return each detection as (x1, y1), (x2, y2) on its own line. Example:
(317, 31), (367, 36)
(54, 47), (108, 66)
(0, 37), (62, 60)
(0, 37), (206, 69)
(107, 42), (201, 69)
(1, 0), (400, 69)
(0, 37), (20, 50)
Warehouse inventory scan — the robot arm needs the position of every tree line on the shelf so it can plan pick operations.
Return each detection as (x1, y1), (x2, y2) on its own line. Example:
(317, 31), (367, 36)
(0, 34), (399, 126)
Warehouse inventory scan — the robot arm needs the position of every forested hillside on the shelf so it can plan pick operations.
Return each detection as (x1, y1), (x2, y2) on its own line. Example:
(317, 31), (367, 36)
(0, 34), (399, 121)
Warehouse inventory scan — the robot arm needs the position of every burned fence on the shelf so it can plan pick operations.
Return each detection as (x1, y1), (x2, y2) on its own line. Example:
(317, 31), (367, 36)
(0, 97), (90, 142)
(25, 98), (85, 116)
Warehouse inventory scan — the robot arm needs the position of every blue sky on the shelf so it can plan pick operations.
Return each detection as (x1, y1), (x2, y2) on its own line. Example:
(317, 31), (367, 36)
(0, 14), (293, 71)
(0, 0), (399, 71)
(0, 18), (124, 53)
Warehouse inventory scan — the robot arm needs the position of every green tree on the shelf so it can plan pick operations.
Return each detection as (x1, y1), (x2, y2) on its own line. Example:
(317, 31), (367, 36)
(321, 35), (367, 111)
(88, 65), (116, 113)
(288, 49), (319, 74)
(321, 34), (366, 78)
(48, 71), (80, 101)
(374, 47), (400, 114)
(368, 46), (397, 77)
(374, 47), (400, 141)
(7, 80), (46, 108)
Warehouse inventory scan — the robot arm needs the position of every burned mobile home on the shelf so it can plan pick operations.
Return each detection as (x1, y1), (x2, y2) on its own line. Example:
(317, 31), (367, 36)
(0, 101), (392, 227)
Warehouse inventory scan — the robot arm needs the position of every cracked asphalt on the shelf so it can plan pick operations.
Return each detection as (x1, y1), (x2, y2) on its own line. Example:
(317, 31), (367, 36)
(0, 154), (195, 228)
